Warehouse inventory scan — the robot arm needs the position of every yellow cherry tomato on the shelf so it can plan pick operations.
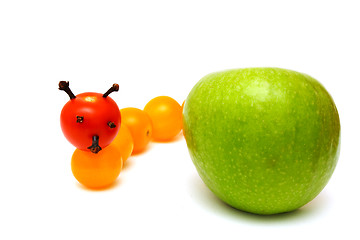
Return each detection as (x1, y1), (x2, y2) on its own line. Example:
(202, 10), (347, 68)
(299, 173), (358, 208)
(181, 100), (185, 136)
(71, 144), (123, 189)
(111, 123), (134, 163)
(120, 107), (153, 154)
(144, 96), (182, 141)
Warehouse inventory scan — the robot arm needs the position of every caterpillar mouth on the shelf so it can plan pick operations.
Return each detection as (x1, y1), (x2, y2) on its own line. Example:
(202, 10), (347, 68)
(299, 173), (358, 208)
(87, 135), (102, 154)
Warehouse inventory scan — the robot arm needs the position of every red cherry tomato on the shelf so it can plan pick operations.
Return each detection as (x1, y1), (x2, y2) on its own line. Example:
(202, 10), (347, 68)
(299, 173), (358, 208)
(59, 82), (121, 153)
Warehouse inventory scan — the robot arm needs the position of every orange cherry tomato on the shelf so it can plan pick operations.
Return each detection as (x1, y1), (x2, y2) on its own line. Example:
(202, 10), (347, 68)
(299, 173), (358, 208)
(111, 123), (134, 163)
(144, 96), (182, 141)
(71, 144), (123, 189)
(181, 100), (185, 136)
(181, 100), (185, 121)
(120, 107), (153, 154)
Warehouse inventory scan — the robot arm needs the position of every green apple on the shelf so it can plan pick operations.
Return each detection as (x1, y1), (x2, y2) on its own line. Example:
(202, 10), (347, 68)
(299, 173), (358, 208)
(183, 68), (340, 215)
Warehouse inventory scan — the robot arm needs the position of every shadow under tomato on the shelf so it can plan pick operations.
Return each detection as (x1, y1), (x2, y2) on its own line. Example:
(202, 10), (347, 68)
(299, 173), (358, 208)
(130, 142), (154, 156)
(187, 173), (330, 223)
(122, 157), (135, 171)
(75, 178), (122, 192)
(151, 131), (185, 144)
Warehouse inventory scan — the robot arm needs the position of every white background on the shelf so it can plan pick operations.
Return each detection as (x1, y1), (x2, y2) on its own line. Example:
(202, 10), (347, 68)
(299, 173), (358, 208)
(0, 0), (359, 239)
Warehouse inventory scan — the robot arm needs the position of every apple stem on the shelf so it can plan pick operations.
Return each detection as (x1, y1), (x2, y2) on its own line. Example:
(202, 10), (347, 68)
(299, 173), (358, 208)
(59, 81), (76, 99)
(88, 135), (102, 154)
(103, 84), (119, 98)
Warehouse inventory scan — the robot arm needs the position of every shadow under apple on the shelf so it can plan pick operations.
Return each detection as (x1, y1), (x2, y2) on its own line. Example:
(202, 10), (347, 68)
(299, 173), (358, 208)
(187, 174), (330, 223)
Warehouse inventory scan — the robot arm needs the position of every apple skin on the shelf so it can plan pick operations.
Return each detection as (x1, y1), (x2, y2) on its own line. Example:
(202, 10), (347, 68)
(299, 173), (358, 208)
(183, 68), (340, 215)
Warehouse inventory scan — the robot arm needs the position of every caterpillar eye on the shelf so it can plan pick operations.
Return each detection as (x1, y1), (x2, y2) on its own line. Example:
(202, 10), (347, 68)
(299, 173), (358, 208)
(107, 121), (116, 128)
(76, 116), (84, 123)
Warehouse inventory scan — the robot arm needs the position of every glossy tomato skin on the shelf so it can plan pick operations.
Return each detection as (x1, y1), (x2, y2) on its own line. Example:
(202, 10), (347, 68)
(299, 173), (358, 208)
(60, 92), (121, 151)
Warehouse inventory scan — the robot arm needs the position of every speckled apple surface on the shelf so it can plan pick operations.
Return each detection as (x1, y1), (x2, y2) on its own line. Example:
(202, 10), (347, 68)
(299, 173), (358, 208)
(183, 68), (340, 215)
